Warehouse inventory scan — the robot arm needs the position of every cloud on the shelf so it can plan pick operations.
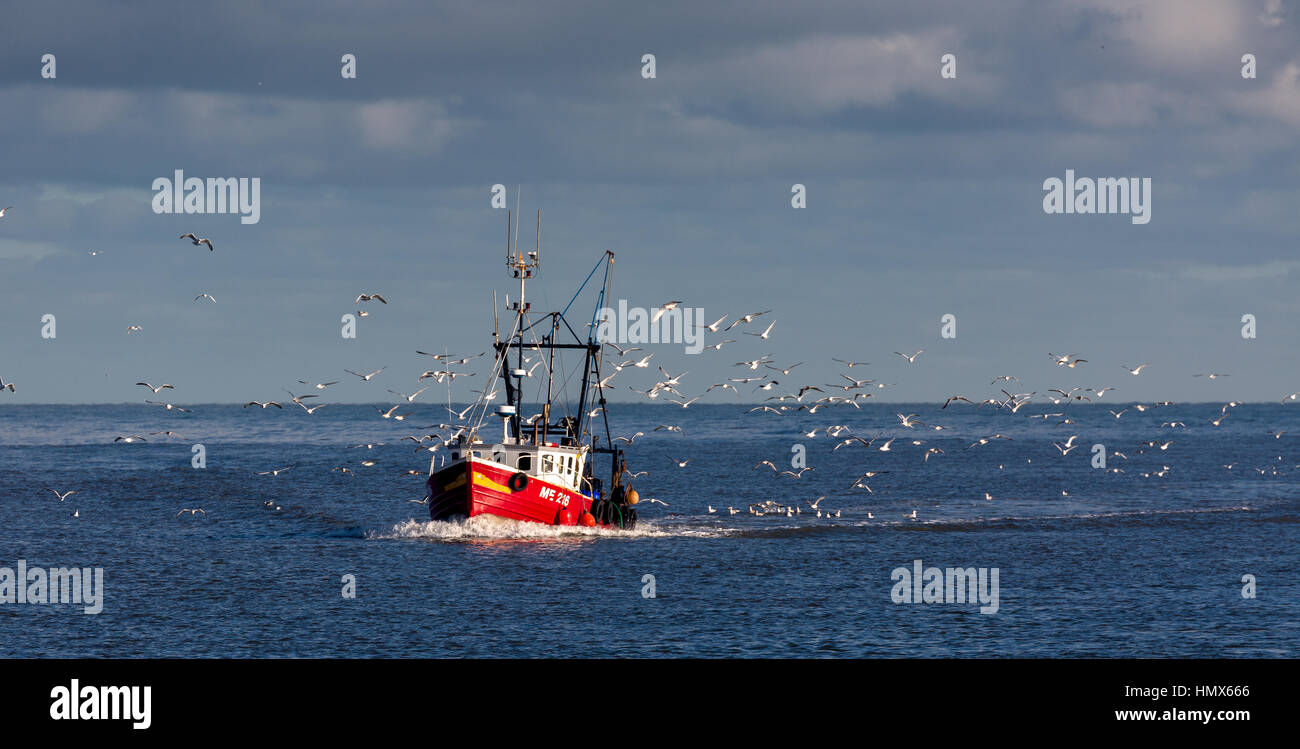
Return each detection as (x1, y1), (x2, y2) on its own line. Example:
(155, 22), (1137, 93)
(669, 29), (995, 117)
(0, 238), (64, 261)
(357, 99), (458, 152)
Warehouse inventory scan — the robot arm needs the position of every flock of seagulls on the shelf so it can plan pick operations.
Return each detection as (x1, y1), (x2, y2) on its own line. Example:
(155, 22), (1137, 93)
(593, 304), (1295, 524)
(2, 221), (1292, 529)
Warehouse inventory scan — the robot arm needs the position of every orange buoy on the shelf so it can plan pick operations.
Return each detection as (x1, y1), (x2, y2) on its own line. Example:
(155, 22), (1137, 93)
(625, 488), (640, 506)
(579, 512), (596, 527)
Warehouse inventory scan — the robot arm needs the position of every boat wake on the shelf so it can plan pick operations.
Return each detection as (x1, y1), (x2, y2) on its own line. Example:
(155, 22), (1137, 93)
(368, 505), (1264, 542)
(369, 514), (680, 541)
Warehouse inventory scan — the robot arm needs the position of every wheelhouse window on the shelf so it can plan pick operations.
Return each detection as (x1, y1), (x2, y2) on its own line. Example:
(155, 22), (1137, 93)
(517, 454), (532, 471)
(542, 455), (554, 472)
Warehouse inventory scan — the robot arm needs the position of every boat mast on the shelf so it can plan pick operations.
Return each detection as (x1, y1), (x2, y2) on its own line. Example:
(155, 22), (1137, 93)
(503, 190), (541, 444)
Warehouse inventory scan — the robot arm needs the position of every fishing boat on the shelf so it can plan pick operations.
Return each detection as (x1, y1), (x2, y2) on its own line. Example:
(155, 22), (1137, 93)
(424, 208), (641, 529)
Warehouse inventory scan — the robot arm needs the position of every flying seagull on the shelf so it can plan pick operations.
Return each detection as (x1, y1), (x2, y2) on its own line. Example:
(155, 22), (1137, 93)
(345, 367), (386, 382)
(136, 382), (174, 394)
(179, 233), (214, 251)
(651, 301), (682, 323)
(894, 350), (924, 364)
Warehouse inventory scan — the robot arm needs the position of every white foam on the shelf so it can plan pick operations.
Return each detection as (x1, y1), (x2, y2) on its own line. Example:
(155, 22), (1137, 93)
(369, 514), (685, 540)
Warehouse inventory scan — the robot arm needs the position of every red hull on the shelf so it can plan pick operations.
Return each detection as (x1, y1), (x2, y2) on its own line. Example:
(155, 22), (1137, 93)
(426, 457), (594, 526)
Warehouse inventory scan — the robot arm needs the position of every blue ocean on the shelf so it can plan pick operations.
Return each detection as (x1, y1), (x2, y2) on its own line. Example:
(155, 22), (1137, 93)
(1, 402), (1296, 657)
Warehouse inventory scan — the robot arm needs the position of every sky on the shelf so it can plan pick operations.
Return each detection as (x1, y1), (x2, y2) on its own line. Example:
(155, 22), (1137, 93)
(1, 0), (1298, 405)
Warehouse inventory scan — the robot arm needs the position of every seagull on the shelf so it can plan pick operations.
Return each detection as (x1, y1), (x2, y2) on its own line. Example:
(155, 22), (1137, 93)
(613, 432), (643, 444)
(299, 402), (329, 415)
(146, 401), (191, 412)
(243, 401), (282, 409)
(175, 508), (207, 517)
(894, 350), (924, 364)
(387, 386), (429, 403)
(179, 233), (214, 251)
(298, 380), (338, 390)
(355, 293), (388, 304)
(135, 382), (174, 394)
(780, 467), (813, 478)
(941, 396), (972, 409)
(0, 377), (14, 393)
(1122, 364), (1150, 375)
(745, 320), (776, 341)
(603, 342), (642, 356)
(833, 358), (870, 368)
(705, 314), (729, 333)
(651, 301), (682, 323)
(670, 457), (691, 468)
(126, 325), (143, 335)
(150, 430), (184, 439)
(653, 424), (683, 434)
(754, 460), (779, 472)
(766, 362), (802, 375)
(257, 467), (292, 476)
(642, 498), (670, 507)
(49, 489), (76, 502)
(1195, 373), (1229, 379)
(194, 293), (216, 303)
(724, 310), (770, 331)
(114, 435), (147, 443)
(897, 413), (925, 428)
(345, 367), (386, 381)
(0, 207), (11, 218)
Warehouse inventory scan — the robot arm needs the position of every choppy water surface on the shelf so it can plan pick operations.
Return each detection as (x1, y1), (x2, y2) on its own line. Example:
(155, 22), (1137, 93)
(1, 403), (1296, 657)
